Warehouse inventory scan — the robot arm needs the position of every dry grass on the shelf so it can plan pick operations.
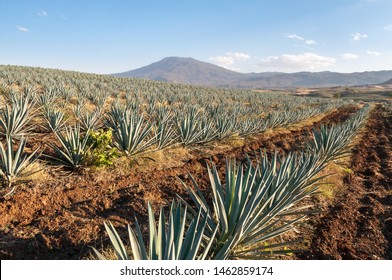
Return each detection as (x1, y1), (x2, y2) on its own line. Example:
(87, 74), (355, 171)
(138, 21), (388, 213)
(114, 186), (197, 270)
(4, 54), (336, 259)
(221, 134), (246, 148)
(130, 145), (192, 172)
(21, 161), (51, 184)
(85, 243), (133, 260)
(315, 159), (350, 202)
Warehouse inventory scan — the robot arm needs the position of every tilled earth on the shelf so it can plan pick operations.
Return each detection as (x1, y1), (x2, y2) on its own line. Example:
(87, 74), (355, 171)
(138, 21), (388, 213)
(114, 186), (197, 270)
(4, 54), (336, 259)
(299, 104), (392, 259)
(2, 104), (388, 260)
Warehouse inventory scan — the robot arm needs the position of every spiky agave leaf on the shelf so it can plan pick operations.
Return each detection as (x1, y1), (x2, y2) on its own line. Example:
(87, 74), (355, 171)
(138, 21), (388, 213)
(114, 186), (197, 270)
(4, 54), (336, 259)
(93, 201), (217, 260)
(0, 91), (36, 139)
(76, 109), (101, 131)
(197, 115), (218, 144)
(0, 137), (40, 195)
(155, 121), (177, 150)
(48, 125), (91, 169)
(109, 112), (155, 156)
(175, 107), (204, 146)
(181, 153), (328, 260)
(42, 106), (67, 132)
(310, 104), (370, 163)
(215, 116), (235, 140)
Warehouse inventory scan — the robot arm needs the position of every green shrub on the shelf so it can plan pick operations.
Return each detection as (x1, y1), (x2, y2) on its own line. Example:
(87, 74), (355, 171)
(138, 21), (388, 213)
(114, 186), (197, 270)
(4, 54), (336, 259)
(85, 129), (119, 166)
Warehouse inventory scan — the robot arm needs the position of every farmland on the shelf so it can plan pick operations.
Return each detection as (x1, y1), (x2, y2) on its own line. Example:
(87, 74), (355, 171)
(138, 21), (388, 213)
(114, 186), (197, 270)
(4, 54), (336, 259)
(0, 65), (390, 260)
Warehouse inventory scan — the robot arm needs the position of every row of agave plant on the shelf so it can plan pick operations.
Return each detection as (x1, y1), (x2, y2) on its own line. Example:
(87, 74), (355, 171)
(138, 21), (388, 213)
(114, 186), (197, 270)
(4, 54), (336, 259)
(0, 63), (351, 198)
(0, 65), (349, 121)
(0, 80), (345, 173)
(5, 103), (337, 172)
(94, 105), (371, 260)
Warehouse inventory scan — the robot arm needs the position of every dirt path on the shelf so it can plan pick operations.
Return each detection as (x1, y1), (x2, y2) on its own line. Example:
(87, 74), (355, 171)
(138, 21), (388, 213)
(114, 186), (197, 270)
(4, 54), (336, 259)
(300, 104), (392, 259)
(0, 105), (359, 259)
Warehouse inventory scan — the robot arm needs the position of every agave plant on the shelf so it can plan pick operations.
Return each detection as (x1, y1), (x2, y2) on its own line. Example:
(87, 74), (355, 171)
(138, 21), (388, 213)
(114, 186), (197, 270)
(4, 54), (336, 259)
(310, 125), (352, 163)
(76, 109), (101, 131)
(197, 115), (218, 144)
(36, 91), (57, 107)
(105, 102), (133, 128)
(0, 137), (39, 196)
(0, 91), (36, 139)
(73, 102), (85, 118)
(155, 121), (177, 150)
(310, 105), (370, 163)
(59, 87), (74, 103)
(238, 118), (265, 136)
(94, 201), (217, 260)
(92, 93), (109, 111)
(154, 107), (173, 124)
(107, 109), (155, 156)
(181, 153), (327, 260)
(48, 125), (91, 169)
(175, 107), (204, 146)
(215, 116), (235, 140)
(42, 107), (67, 132)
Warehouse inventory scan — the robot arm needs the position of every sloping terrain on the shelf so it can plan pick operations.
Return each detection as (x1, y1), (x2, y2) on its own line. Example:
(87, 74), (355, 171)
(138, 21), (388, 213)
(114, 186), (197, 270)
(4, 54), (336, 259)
(381, 78), (392, 85)
(113, 57), (243, 87)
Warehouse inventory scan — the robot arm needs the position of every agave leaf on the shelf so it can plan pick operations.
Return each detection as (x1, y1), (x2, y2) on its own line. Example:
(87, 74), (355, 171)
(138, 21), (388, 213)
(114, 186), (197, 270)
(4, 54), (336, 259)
(147, 202), (158, 260)
(157, 206), (166, 260)
(235, 238), (305, 255)
(103, 222), (129, 260)
(92, 247), (107, 260)
(130, 218), (148, 260)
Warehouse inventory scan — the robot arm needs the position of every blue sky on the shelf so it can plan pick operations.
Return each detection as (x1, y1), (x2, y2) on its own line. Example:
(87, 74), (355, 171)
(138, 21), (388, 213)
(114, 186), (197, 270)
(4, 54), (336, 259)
(1, 0), (391, 74)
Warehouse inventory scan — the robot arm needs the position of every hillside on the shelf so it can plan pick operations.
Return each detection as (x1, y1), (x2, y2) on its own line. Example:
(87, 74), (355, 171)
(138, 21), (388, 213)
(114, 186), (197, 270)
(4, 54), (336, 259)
(381, 78), (392, 85)
(113, 57), (244, 87)
(114, 57), (392, 88)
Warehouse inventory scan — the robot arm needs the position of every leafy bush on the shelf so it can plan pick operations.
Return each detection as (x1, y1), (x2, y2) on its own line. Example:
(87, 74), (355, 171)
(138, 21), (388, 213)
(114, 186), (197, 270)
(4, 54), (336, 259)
(85, 129), (119, 166)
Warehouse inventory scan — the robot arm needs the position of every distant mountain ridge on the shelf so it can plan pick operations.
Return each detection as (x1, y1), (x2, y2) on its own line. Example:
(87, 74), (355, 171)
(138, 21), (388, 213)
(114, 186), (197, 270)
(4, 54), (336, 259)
(381, 78), (392, 85)
(113, 57), (392, 88)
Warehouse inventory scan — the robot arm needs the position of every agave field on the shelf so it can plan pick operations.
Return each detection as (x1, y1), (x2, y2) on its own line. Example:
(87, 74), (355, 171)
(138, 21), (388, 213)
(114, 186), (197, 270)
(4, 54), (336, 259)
(0, 65), (390, 260)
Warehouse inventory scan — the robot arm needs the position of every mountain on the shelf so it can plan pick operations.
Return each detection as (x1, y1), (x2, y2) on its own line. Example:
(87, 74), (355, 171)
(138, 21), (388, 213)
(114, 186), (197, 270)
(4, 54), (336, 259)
(381, 78), (392, 85)
(113, 57), (244, 87)
(113, 57), (392, 88)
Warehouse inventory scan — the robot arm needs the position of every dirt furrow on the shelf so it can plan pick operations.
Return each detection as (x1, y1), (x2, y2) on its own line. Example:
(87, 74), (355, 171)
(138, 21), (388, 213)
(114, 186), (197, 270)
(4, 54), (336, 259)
(300, 104), (392, 260)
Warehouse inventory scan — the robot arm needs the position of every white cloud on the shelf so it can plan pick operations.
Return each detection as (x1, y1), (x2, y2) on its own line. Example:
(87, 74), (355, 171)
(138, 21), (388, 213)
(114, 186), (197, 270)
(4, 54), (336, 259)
(367, 50), (381, 56)
(287, 34), (317, 45)
(384, 24), (392, 31)
(341, 53), (359, 60)
(209, 52), (250, 67)
(228, 52), (250, 61)
(38, 11), (47, 16)
(287, 34), (304, 40)
(352, 32), (368, 41)
(209, 55), (234, 66)
(305, 39), (317, 45)
(16, 25), (29, 32)
(259, 52), (336, 71)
